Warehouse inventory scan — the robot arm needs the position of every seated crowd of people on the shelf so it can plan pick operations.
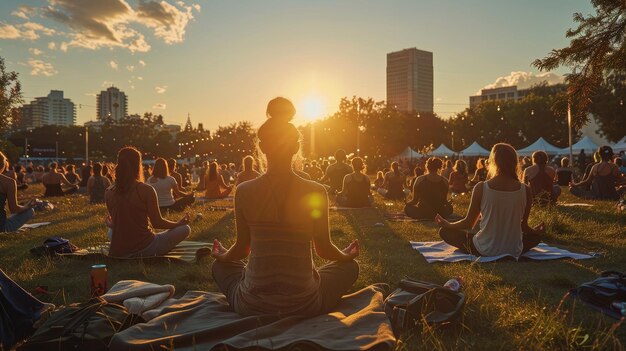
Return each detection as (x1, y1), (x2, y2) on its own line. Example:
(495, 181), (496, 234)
(1, 97), (624, 321)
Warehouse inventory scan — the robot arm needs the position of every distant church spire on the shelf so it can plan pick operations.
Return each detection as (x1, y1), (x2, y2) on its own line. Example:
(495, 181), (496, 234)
(184, 113), (193, 132)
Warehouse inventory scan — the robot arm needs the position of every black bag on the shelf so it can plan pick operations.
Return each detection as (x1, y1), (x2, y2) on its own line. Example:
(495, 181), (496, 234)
(30, 237), (81, 257)
(17, 298), (138, 351)
(384, 278), (465, 336)
(569, 271), (626, 319)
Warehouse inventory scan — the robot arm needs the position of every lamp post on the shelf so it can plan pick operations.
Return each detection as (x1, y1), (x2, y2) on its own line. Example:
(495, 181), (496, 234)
(85, 127), (89, 163)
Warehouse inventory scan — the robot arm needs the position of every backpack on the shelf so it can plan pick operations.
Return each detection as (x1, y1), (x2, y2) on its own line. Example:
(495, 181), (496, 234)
(17, 298), (138, 351)
(569, 271), (626, 319)
(30, 237), (80, 257)
(383, 278), (465, 336)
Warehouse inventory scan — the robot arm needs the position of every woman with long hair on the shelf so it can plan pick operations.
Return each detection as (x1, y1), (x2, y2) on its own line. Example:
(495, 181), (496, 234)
(522, 151), (560, 205)
(404, 157), (453, 220)
(235, 155), (261, 185)
(379, 161), (407, 199)
(448, 160), (469, 194)
(87, 162), (111, 204)
(0, 152), (36, 232)
(211, 97), (359, 316)
(436, 143), (544, 257)
(147, 158), (195, 211)
(42, 162), (79, 197)
(204, 161), (233, 198)
(336, 157), (372, 208)
(570, 146), (625, 200)
(470, 158), (487, 184)
(441, 159), (454, 180)
(105, 147), (190, 257)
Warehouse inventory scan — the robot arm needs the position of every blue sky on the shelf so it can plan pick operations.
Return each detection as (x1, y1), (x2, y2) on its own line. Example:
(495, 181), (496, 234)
(0, 0), (593, 129)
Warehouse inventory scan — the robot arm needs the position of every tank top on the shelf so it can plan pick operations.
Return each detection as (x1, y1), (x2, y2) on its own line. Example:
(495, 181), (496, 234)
(108, 183), (155, 257)
(591, 164), (619, 200)
(414, 176), (450, 216)
(555, 169), (573, 186)
(386, 172), (405, 198)
(90, 176), (106, 203)
(0, 192), (7, 232)
(473, 182), (526, 257)
(234, 176), (322, 316)
(344, 173), (370, 208)
(528, 167), (554, 204)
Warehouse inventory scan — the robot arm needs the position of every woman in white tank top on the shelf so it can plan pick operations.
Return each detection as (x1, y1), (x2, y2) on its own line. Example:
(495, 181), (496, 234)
(435, 143), (545, 257)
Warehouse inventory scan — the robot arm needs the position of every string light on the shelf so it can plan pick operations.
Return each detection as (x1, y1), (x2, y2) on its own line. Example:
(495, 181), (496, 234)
(497, 105), (501, 112)
(531, 109), (535, 116)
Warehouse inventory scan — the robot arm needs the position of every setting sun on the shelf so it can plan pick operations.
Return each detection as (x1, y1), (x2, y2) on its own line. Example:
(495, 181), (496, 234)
(299, 95), (327, 122)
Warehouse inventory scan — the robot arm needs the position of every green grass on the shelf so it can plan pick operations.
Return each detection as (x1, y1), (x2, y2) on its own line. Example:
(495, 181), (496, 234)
(3, 184), (625, 350)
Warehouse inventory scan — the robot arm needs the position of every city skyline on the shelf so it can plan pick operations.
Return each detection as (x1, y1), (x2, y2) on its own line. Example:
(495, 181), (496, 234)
(0, 0), (593, 129)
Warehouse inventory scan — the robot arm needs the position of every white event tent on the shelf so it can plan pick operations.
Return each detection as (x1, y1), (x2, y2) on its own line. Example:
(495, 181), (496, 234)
(517, 137), (562, 156)
(613, 136), (626, 152)
(393, 146), (421, 160)
(460, 142), (490, 157)
(560, 136), (598, 154)
(430, 144), (457, 157)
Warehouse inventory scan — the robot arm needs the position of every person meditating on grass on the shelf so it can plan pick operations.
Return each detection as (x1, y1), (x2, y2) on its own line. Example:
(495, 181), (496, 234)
(404, 157), (453, 220)
(211, 97), (359, 316)
(448, 160), (470, 194)
(105, 147), (191, 258)
(379, 161), (407, 200)
(87, 162), (111, 204)
(320, 149), (352, 195)
(235, 155), (261, 186)
(147, 158), (195, 211)
(570, 146), (625, 200)
(436, 143), (544, 257)
(336, 157), (372, 208)
(0, 152), (36, 232)
(42, 162), (79, 197)
(523, 150), (561, 205)
(204, 161), (233, 199)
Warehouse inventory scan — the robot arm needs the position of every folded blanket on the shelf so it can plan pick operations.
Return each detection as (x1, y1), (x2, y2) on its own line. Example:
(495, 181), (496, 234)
(18, 222), (52, 230)
(109, 284), (396, 351)
(411, 241), (596, 263)
(101, 280), (175, 320)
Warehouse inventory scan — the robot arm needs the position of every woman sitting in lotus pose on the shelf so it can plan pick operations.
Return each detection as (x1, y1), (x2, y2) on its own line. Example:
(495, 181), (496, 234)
(204, 162), (233, 199)
(404, 157), (452, 220)
(436, 143), (544, 257)
(42, 162), (79, 197)
(336, 157), (372, 208)
(0, 152), (36, 232)
(147, 158), (195, 211)
(105, 147), (190, 258)
(211, 97), (359, 316)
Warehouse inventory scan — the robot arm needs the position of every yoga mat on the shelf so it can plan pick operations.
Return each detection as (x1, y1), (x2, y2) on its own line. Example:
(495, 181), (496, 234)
(57, 240), (212, 263)
(18, 222), (52, 230)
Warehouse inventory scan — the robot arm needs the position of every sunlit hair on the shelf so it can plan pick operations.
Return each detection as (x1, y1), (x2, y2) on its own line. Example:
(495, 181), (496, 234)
(167, 158), (177, 172)
(152, 158), (169, 179)
(532, 151), (548, 170)
(453, 160), (467, 176)
(0, 152), (6, 173)
(256, 97), (301, 171)
(476, 158), (486, 169)
(487, 143), (521, 181)
(334, 149), (347, 162)
(376, 170), (384, 179)
(560, 157), (569, 167)
(242, 155), (254, 172)
(351, 157), (364, 172)
(92, 162), (103, 177)
(413, 166), (423, 177)
(208, 161), (219, 181)
(598, 145), (614, 162)
(49, 162), (58, 170)
(426, 157), (443, 174)
(114, 147), (144, 195)
(66, 164), (75, 172)
(391, 161), (399, 175)
(445, 160), (453, 168)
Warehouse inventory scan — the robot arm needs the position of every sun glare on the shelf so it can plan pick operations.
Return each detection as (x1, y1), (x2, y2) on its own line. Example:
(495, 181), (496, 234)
(299, 95), (326, 122)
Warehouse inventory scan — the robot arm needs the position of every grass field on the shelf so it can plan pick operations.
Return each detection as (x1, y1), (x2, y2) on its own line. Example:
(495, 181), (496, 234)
(2, 184), (625, 350)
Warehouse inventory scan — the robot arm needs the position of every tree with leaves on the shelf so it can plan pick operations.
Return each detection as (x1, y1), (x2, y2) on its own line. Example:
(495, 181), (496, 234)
(0, 56), (23, 134)
(533, 0), (626, 117)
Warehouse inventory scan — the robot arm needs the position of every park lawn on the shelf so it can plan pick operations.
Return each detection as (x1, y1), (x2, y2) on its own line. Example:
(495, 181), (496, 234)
(1, 184), (625, 350)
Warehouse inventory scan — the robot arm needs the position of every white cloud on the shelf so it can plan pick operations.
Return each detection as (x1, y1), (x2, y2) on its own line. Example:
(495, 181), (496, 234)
(152, 103), (166, 109)
(109, 60), (118, 70)
(192, 4), (201, 12)
(84, 92), (97, 97)
(138, 59), (146, 66)
(12, 6), (35, 20)
(155, 85), (167, 94)
(480, 71), (565, 92)
(0, 22), (55, 40)
(27, 58), (57, 76)
(102, 81), (115, 87)
(126, 64), (135, 72)
(29, 48), (43, 56)
(48, 41), (56, 50)
(137, 76), (143, 80)
(60, 42), (69, 52)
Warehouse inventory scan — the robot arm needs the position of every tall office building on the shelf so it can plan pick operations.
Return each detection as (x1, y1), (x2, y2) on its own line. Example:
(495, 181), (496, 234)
(20, 90), (76, 129)
(97, 86), (128, 121)
(386, 48), (433, 113)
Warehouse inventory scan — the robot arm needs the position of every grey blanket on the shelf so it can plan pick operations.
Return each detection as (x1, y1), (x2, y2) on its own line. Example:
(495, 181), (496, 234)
(110, 285), (395, 350)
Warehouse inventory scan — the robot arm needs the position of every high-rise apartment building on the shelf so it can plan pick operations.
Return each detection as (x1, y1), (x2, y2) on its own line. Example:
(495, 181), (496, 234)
(386, 48), (433, 113)
(20, 90), (76, 129)
(469, 86), (531, 107)
(97, 86), (128, 121)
